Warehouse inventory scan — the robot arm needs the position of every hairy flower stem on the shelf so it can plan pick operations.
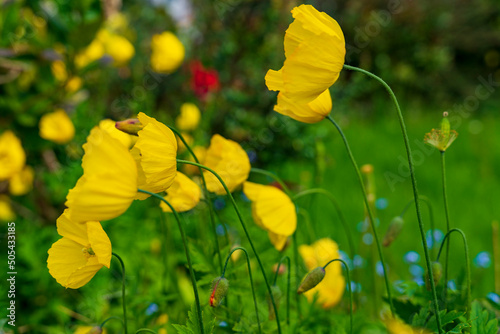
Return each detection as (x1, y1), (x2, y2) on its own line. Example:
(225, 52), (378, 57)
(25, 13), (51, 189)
(176, 160), (282, 333)
(250, 167), (302, 318)
(273, 256), (291, 326)
(137, 189), (204, 334)
(440, 151), (451, 303)
(293, 189), (356, 260)
(343, 64), (442, 331)
(326, 115), (394, 315)
(400, 196), (436, 258)
(323, 259), (353, 334)
(221, 247), (262, 333)
(112, 253), (128, 334)
(168, 126), (223, 273)
(436, 228), (471, 321)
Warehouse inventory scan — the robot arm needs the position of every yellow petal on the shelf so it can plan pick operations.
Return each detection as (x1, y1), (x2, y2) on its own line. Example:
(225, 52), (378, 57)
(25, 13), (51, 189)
(243, 182), (296, 236)
(150, 31), (185, 74)
(274, 89), (332, 123)
(99, 119), (133, 148)
(56, 210), (89, 246)
(87, 222), (112, 268)
(160, 172), (201, 213)
(176, 103), (201, 131)
(65, 128), (137, 222)
(268, 231), (289, 251)
(203, 134), (250, 195)
(0, 131), (26, 180)
(0, 195), (15, 221)
(9, 165), (34, 196)
(264, 69), (284, 92)
(135, 113), (178, 194)
(39, 109), (75, 144)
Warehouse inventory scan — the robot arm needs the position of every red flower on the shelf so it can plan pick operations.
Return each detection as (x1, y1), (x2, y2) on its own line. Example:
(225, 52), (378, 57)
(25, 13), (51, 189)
(189, 60), (219, 100)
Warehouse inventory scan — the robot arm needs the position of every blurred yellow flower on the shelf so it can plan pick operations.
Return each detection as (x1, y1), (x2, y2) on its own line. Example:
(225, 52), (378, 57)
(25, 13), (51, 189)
(9, 166), (34, 196)
(0, 195), (15, 221)
(75, 39), (105, 68)
(150, 31), (185, 74)
(39, 109), (75, 144)
(73, 326), (107, 334)
(98, 119), (132, 148)
(274, 88), (332, 124)
(243, 182), (296, 251)
(98, 30), (135, 66)
(51, 60), (67, 81)
(203, 135), (250, 195)
(65, 128), (137, 222)
(385, 317), (431, 334)
(160, 172), (201, 213)
(265, 4), (345, 122)
(135, 112), (178, 195)
(0, 131), (25, 181)
(182, 146), (206, 175)
(66, 76), (83, 93)
(156, 313), (169, 325)
(299, 238), (345, 308)
(47, 211), (111, 289)
(176, 103), (201, 131)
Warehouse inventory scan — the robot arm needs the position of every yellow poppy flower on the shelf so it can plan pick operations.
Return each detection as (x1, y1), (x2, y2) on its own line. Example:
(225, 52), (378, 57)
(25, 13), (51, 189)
(0, 195), (15, 221)
(176, 103), (201, 131)
(299, 238), (345, 308)
(203, 134), (250, 195)
(160, 172), (201, 213)
(274, 88), (332, 124)
(74, 326), (107, 334)
(384, 316), (431, 334)
(51, 60), (67, 82)
(98, 119), (133, 148)
(65, 76), (83, 93)
(75, 38), (105, 68)
(182, 146), (206, 175)
(176, 132), (194, 154)
(150, 31), (185, 74)
(65, 128), (137, 222)
(134, 112), (178, 194)
(39, 109), (75, 144)
(98, 30), (135, 66)
(9, 166), (34, 196)
(47, 211), (112, 289)
(243, 182), (296, 251)
(265, 4), (345, 121)
(0, 131), (25, 181)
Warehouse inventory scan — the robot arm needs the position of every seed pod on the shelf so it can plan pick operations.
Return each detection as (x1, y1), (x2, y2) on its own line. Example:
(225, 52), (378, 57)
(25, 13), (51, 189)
(383, 216), (404, 247)
(209, 277), (229, 307)
(425, 262), (443, 291)
(115, 118), (143, 135)
(297, 267), (325, 294)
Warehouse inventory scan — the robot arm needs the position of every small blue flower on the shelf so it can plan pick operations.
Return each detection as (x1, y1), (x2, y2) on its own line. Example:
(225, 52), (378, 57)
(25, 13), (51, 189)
(247, 150), (257, 163)
(376, 261), (386, 276)
(474, 251), (491, 268)
(487, 292), (500, 304)
(362, 233), (373, 245)
(219, 321), (229, 327)
(353, 255), (365, 269)
(375, 198), (389, 210)
(404, 251), (420, 264)
(393, 280), (405, 293)
(433, 229), (444, 244)
(145, 303), (159, 316)
(216, 224), (227, 236)
(357, 221), (368, 233)
(414, 277), (425, 286)
(447, 280), (457, 291)
(409, 264), (424, 278)
(214, 198), (226, 210)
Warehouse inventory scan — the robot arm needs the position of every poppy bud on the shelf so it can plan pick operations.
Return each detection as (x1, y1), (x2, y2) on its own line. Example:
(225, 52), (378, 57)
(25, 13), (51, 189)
(297, 267), (325, 294)
(383, 216), (404, 247)
(209, 277), (229, 307)
(115, 118), (143, 135)
(425, 262), (443, 291)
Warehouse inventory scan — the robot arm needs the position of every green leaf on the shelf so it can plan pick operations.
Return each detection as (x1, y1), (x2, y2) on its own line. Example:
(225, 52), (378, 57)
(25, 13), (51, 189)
(471, 301), (498, 334)
(173, 304), (216, 334)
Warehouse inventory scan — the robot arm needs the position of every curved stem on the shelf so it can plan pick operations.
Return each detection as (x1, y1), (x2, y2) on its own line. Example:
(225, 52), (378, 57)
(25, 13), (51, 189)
(112, 253), (128, 334)
(297, 208), (316, 242)
(273, 256), (291, 326)
(100, 316), (124, 330)
(137, 189), (204, 334)
(326, 115), (394, 315)
(168, 126), (223, 272)
(135, 330), (157, 334)
(343, 64), (442, 332)
(176, 160), (281, 333)
(294, 188), (356, 259)
(399, 196), (436, 257)
(221, 247), (262, 333)
(292, 233), (302, 318)
(322, 259), (353, 334)
(251, 168), (290, 194)
(440, 151), (451, 304)
(436, 228), (470, 321)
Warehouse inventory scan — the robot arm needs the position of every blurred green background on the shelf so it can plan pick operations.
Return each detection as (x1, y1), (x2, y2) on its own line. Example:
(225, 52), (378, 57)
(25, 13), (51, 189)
(1, 0), (499, 332)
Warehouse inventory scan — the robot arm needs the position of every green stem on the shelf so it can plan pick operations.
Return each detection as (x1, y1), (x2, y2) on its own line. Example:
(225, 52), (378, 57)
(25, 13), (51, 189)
(343, 64), (442, 331)
(168, 126), (223, 273)
(176, 160), (281, 333)
(297, 208), (316, 242)
(292, 233), (302, 318)
(135, 330), (157, 334)
(440, 151), (451, 304)
(293, 188), (356, 260)
(399, 196), (436, 258)
(273, 256), (291, 326)
(251, 168), (289, 193)
(326, 115), (394, 315)
(221, 247), (262, 334)
(100, 316), (124, 330)
(112, 253), (128, 334)
(322, 259), (353, 334)
(137, 189), (204, 334)
(436, 228), (471, 321)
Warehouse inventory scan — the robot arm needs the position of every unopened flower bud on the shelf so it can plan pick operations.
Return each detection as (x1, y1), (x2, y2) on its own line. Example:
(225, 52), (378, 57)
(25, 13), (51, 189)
(383, 216), (404, 247)
(268, 285), (282, 320)
(425, 262), (443, 291)
(115, 118), (143, 135)
(297, 267), (325, 294)
(209, 277), (229, 307)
